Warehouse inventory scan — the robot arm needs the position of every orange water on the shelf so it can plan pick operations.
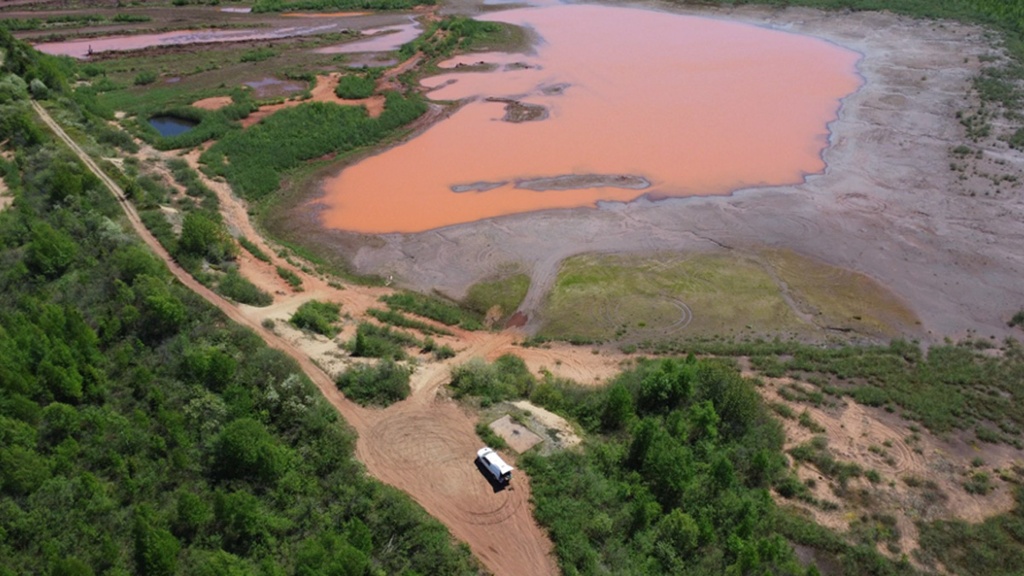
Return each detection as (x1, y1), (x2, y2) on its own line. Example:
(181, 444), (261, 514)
(330, 4), (860, 233)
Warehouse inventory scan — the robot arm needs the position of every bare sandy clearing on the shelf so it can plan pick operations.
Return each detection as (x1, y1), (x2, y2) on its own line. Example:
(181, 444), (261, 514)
(306, 5), (1024, 344)
(510, 400), (582, 449)
(192, 95), (233, 110)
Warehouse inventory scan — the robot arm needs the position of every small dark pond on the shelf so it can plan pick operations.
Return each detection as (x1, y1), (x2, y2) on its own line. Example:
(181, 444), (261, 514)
(149, 116), (197, 137)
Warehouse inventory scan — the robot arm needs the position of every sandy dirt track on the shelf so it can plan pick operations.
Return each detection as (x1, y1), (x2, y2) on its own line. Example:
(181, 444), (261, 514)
(36, 102), (559, 576)
(309, 4), (1024, 343)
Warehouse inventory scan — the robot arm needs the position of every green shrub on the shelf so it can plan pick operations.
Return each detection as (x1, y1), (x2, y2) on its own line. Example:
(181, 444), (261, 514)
(381, 292), (482, 330)
(964, 472), (993, 495)
(240, 47), (277, 63)
(1010, 309), (1024, 328)
(276, 266), (302, 289)
(336, 360), (411, 406)
(335, 74), (375, 99)
(350, 322), (420, 360)
(433, 344), (456, 360)
(177, 211), (236, 264)
(475, 421), (507, 450)
(134, 70), (158, 86)
(289, 300), (341, 336)
(449, 354), (534, 404)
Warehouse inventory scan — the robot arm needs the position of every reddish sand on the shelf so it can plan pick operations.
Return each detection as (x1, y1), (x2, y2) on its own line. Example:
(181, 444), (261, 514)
(317, 4), (861, 233)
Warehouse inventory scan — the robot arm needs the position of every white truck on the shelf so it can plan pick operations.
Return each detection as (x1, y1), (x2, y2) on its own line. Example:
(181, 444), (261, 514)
(477, 447), (513, 484)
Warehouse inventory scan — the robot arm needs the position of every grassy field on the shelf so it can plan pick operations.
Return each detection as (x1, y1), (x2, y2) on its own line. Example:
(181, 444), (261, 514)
(538, 251), (915, 343)
(763, 248), (920, 336)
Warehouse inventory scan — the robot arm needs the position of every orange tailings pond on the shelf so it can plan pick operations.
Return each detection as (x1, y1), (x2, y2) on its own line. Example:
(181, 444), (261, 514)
(318, 4), (862, 234)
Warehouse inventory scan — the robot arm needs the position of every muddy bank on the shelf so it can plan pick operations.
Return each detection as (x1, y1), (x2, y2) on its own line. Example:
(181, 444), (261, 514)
(291, 4), (1024, 343)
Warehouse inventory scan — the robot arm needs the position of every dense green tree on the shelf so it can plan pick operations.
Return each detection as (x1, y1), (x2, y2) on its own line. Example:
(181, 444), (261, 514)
(0, 39), (477, 576)
(177, 211), (235, 264)
(133, 274), (187, 342)
(637, 358), (694, 414)
(211, 417), (289, 484)
(601, 382), (634, 431)
(133, 514), (180, 576)
(26, 221), (76, 278)
(0, 445), (50, 496)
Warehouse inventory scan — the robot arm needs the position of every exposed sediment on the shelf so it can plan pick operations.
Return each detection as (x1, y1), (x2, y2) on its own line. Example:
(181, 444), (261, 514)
(516, 173), (650, 191)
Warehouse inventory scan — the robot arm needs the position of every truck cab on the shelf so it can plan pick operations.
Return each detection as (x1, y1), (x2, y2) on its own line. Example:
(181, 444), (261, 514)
(477, 447), (513, 484)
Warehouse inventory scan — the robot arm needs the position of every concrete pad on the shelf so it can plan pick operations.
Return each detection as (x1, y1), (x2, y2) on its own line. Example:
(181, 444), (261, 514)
(489, 415), (543, 454)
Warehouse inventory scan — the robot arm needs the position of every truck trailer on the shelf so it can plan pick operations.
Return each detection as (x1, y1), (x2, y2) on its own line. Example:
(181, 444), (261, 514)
(477, 447), (513, 484)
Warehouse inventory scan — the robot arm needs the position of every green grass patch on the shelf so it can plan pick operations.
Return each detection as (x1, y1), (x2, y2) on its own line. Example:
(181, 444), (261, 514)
(335, 359), (411, 406)
(217, 266), (273, 306)
(289, 300), (341, 337)
(380, 292), (483, 330)
(463, 272), (529, 324)
(798, 409), (826, 433)
(917, 488), (1024, 575)
(789, 436), (863, 490)
(545, 249), (915, 344)
(762, 248), (919, 337)
(238, 236), (272, 263)
(240, 47), (278, 63)
(201, 95), (426, 202)
(167, 158), (217, 206)
(539, 253), (806, 342)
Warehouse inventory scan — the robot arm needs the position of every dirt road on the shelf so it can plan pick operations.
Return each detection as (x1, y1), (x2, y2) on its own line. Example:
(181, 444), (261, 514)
(33, 101), (559, 576)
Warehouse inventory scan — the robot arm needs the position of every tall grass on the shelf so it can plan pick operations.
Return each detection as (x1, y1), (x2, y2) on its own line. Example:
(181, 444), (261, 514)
(201, 93), (426, 202)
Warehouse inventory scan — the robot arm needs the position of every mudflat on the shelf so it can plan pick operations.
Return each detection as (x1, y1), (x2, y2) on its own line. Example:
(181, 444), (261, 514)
(296, 4), (1024, 343)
